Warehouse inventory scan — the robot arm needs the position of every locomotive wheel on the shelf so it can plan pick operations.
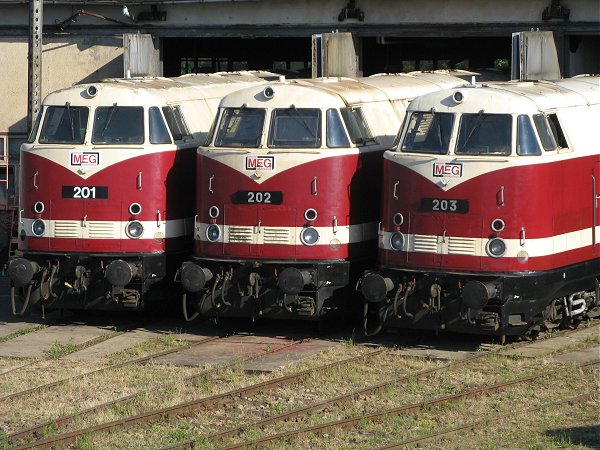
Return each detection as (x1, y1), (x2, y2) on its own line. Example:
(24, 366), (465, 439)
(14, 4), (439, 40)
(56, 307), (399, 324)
(542, 299), (561, 331)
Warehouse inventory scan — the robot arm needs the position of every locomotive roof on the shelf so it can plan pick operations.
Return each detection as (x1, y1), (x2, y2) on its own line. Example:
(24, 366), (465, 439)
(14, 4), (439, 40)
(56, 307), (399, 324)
(42, 72), (274, 107)
(218, 71), (470, 109)
(408, 75), (600, 113)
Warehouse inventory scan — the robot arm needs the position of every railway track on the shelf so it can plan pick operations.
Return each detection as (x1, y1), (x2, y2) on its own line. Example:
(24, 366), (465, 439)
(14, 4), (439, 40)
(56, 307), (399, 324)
(375, 391), (597, 449)
(156, 324), (599, 450)
(6, 330), (339, 448)
(0, 334), (221, 402)
(211, 359), (597, 450)
(3, 322), (598, 449)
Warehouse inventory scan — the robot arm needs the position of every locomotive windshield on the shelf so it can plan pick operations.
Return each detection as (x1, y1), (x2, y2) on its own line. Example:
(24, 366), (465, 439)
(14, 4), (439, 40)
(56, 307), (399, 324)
(268, 107), (321, 148)
(215, 107), (265, 148)
(38, 105), (89, 144)
(92, 106), (144, 145)
(401, 111), (454, 154)
(456, 113), (511, 155)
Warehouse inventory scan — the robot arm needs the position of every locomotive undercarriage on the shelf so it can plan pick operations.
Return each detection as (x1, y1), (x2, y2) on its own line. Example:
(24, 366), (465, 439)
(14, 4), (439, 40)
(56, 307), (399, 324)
(7, 252), (168, 313)
(178, 258), (351, 321)
(360, 260), (600, 336)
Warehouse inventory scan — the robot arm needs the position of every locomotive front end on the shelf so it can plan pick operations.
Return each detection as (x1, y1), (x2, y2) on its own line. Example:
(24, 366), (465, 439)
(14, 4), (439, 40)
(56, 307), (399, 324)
(361, 80), (600, 336)
(180, 80), (388, 321)
(9, 81), (195, 313)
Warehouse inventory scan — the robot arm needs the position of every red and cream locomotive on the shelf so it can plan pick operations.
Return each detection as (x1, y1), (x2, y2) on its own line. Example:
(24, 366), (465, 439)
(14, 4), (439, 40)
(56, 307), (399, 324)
(179, 72), (469, 321)
(8, 72), (273, 313)
(360, 75), (600, 336)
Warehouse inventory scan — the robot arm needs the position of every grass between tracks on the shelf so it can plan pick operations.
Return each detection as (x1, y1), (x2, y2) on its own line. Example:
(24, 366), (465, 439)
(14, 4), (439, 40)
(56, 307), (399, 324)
(0, 327), (598, 450)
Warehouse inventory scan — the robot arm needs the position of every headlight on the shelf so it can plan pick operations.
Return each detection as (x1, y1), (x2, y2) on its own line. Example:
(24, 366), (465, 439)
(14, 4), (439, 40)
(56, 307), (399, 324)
(31, 219), (46, 237)
(206, 224), (221, 242)
(390, 232), (404, 251)
(300, 227), (319, 246)
(486, 237), (506, 258)
(125, 221), (144, 239)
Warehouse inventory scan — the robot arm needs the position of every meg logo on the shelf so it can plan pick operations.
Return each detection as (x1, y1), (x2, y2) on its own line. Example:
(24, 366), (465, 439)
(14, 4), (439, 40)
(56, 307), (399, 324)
(245, 155), (275, 171)
(71, 152), (100, 166)
(433, 162), (462, 178)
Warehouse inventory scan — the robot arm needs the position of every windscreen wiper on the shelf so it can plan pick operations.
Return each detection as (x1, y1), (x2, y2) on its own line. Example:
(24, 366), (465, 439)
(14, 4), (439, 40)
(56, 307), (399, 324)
(458, 109), (484, 152)
(65, 102), (75, 140)
(101, 103), (118, 137)
(289, 104), (317, 141)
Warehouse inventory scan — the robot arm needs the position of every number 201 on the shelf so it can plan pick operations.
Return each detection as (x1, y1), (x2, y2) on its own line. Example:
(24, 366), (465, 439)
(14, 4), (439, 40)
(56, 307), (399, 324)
(247, 192), (271, 203)
(432, 199), (457, 211)
(73, 186), (96, 199)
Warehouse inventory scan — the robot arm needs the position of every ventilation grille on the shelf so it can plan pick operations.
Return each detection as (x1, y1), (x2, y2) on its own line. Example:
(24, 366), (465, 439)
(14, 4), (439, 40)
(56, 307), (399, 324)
(263, 227), (290, 245)
(53, 221), (79, 238)
(447, 237), (477, 255)
(228, 226), (254, 244)
(411, 235), (438, 253)
(89, 221), (116, 239)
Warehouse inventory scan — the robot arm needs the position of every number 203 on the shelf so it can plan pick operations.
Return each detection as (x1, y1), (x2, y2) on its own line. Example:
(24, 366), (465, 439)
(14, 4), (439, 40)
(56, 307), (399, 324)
(432, 199), (457, 212)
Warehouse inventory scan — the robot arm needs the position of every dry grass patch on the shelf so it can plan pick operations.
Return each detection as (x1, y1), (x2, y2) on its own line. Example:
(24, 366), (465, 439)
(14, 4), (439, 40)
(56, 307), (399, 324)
(2, 329), (598, 450)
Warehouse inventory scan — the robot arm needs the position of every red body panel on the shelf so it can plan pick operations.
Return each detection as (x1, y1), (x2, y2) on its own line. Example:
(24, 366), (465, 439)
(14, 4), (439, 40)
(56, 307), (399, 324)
(20, 147), (195, 253)
(195, 150), (383, 261)
(381, 154), (599, 272)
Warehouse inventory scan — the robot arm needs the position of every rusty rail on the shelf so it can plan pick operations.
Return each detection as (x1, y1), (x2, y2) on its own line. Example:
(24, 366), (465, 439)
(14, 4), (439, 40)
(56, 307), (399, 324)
(376, 392), (597, 449)
(217, 359), (599, 449)
(10, 340), (383, 449)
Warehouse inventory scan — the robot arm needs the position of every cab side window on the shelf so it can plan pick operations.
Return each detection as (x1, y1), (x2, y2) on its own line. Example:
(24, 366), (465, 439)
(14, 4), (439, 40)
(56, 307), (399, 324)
(516, 115), (541, 155)
(326, 109), (350, 148)
(162, 106), (192, 141)
(149, 107), (172, 144)
(546, 113), (568, 149)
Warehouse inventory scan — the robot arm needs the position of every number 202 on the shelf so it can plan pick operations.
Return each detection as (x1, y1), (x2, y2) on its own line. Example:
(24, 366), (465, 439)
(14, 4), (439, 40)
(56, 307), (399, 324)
(73, 186), (96, 199)
(247, 192), (271, 203)
(432, 199), (457, 212)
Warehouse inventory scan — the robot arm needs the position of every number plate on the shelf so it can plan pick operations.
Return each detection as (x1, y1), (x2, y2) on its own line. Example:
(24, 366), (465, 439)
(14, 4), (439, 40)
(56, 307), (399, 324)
(233, 191), (283, 204)
(62, 186), (108, 199)
(421, 198), (469, 214)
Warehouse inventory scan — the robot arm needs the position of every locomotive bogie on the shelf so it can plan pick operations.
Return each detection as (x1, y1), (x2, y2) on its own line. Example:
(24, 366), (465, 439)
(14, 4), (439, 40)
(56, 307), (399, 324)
(9, 253), (167, 312)
(362, 259), (599, 335)
(180, 258), (351, 319)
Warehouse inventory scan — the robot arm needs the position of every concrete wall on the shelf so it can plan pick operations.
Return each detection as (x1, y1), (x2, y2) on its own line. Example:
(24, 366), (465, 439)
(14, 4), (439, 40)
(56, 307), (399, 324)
(159, 0), (599, 26)
(0, 36), (123, 134)
(0, 0), (597, 28)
